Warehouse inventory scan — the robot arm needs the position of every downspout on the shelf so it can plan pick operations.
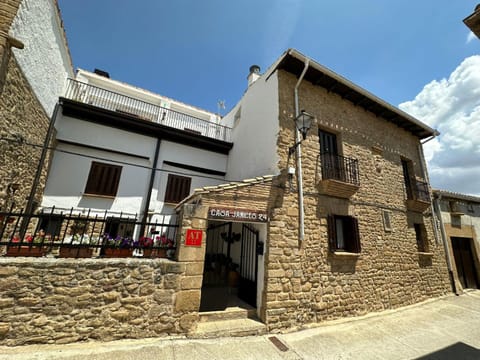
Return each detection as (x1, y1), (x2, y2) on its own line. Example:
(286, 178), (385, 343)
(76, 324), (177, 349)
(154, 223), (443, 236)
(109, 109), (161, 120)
(294, 57), (310, 242)
(433, 193), (457, 294)
(418, 135), (440, 243)
(139, 138), (161, 237)
(419, 133), (456, 294)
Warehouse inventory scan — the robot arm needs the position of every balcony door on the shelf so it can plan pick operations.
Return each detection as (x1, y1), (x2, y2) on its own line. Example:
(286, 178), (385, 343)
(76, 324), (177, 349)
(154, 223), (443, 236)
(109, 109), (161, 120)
(319, 130), (342, 181)
(401, 159), (414, 199)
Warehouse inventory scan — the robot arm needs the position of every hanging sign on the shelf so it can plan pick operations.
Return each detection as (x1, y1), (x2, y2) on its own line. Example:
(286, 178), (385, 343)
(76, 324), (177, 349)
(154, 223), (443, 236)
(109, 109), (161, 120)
(185, 229), (203, 246)
(208, 207), (268, 223)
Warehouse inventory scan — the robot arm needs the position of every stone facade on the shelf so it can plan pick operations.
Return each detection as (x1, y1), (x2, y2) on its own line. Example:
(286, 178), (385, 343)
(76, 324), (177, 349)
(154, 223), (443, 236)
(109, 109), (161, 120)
(257, 70), (451, 331)
(0, 0), (54, 211)
(0, 256), (203, 346)
(433, 190), (480, 293)
(0, 55), (51, 211)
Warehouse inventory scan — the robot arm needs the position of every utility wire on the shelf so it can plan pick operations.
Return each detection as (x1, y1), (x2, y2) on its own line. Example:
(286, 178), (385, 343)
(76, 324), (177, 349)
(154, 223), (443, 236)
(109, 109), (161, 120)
(0, 136), (281, 188)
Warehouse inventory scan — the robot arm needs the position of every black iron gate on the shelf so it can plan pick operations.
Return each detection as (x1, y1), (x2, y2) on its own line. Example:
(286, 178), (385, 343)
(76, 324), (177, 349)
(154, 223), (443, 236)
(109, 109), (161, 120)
(203, 222), (233, 287)
(238, 224), (259, 307)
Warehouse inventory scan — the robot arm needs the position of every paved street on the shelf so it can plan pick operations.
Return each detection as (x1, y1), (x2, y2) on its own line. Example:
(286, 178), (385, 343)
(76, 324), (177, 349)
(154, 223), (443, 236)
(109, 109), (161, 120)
(1, 290), (479, 360)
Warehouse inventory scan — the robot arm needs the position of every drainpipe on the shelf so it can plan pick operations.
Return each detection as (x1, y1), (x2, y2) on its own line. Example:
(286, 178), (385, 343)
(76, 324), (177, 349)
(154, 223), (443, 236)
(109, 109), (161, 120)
(418, 133), (456, 294)
(139, 138), (161, 237)
(294, 57), (310, 242)
(433, 193), (457, 294)
(417, 136), (440, 243)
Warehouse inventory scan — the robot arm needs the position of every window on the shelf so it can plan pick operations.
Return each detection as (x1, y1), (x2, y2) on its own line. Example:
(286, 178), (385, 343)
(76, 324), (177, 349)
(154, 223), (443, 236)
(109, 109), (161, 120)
(382, 210), (392, 232)
(164, 174), (191, 203)
(414, 223), (429, 253)
(84, 162), (122, 197)
(105, 217), (135, 239)
(327, 215), (361, 253)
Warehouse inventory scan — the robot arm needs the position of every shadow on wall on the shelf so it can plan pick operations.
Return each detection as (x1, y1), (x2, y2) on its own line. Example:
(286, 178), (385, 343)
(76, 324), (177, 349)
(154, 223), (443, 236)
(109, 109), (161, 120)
(78, 196), (114, 210)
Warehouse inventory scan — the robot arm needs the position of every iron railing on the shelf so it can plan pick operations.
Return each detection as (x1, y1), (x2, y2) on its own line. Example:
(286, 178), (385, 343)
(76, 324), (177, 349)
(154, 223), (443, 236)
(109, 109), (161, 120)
(0, 206), (178, 259)
(409, 180), (431, 202)
(64, 79), (232, 142)
(319, 153), (360, 186)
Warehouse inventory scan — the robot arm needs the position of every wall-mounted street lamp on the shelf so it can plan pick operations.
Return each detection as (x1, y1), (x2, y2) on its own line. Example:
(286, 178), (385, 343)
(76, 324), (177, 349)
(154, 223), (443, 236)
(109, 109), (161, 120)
(289, 110), (315, 155)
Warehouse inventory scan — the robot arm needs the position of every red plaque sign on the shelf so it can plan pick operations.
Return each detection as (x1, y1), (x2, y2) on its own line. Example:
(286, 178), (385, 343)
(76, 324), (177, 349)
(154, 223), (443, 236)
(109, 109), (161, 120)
(185, 229), (203, 246)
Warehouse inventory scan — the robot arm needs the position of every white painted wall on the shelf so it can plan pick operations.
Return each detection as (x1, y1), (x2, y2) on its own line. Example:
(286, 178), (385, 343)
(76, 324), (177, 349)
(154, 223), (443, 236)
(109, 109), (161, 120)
(152, 141), (228, 214)
(224, 71), (280, 180)
(440, 199), (480, 245)
(42, 113), (156, 215)
(10, 0), (73, 116)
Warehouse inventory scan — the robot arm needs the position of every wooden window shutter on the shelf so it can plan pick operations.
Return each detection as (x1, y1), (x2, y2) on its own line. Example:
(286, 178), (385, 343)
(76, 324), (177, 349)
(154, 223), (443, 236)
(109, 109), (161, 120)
(351, 217), (361, 253)
(327, 215), (336, 252)
(164, 174), (191, 203)
(85, 162), (122, 197)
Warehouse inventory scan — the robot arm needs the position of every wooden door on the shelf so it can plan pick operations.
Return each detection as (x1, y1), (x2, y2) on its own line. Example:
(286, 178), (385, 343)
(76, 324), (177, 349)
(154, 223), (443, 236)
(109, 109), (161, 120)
(452, 237), (479, 289)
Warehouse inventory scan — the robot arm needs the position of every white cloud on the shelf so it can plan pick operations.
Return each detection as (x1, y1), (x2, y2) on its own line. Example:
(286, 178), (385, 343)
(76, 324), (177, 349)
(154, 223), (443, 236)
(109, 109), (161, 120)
(467, 31), (476, 44)
(399, 56), (480, 196)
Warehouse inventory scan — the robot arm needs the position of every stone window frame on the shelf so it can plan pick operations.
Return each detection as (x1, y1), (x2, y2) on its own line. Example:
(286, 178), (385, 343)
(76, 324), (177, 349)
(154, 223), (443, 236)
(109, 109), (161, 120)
(327, 214), (361, 254)
(84, 161), (122, 197)
(382, 210), (392, 232)
(164, 174), (192, 204)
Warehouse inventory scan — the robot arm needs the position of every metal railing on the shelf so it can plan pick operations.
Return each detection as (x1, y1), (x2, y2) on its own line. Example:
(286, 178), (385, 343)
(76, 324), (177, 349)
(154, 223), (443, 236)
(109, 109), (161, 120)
(64, 79), (232, 142)
(319, 153), (360, 186)
(0, 206), (178, 259)
(410, 180), (431, 202)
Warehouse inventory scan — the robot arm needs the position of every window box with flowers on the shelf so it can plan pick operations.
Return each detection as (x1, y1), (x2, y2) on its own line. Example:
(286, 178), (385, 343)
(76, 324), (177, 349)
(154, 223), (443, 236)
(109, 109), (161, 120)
(132, 234), (175, 259)
(102, 235), (134, 258)
(58, 234), (99, 258)
(6, 231), (51, 257)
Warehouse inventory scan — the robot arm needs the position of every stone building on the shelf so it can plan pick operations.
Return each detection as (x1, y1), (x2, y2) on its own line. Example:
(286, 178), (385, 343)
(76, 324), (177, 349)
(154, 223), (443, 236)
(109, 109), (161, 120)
(433, 190), (480, 293)
(174, 49), (452, 333)
(0, 0), (72, 212)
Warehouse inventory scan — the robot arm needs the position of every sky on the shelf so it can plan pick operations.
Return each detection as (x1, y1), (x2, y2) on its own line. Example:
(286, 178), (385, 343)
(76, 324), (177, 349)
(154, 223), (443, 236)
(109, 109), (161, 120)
(58, 0), (480, 196)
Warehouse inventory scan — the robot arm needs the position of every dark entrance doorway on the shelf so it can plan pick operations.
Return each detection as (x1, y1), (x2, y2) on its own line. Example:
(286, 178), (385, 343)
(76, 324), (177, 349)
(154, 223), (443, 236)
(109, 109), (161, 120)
(200, 221), (260, 311)
(451, 237), (479, 289)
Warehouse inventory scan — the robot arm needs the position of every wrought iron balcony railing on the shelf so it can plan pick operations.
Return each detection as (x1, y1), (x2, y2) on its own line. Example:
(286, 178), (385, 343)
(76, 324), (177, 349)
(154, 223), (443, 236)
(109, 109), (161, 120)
(64, 79), (232, 142)
(319, 153), (360, 186)
(408, 180), (431, 202)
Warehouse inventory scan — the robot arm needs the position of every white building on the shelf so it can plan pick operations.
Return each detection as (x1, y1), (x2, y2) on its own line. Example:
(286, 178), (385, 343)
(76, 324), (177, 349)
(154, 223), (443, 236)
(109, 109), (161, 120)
(41, 69), (232, 238)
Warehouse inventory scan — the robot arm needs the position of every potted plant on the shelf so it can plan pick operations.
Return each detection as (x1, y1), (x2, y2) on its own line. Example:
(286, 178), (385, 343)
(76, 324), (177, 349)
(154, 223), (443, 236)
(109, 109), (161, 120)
(103, 234), (133, 257)
(58, 233), (96, 258)
(6, 231), (49, 257)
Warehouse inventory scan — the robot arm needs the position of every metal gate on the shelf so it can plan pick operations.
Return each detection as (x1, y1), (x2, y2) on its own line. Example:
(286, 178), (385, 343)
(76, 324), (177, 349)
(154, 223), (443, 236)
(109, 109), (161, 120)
(238, 224), (259, 307)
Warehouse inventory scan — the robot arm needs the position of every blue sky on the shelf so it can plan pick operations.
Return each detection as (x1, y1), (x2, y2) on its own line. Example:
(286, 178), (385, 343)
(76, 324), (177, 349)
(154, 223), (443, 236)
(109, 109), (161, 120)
(58, 0), (480, 195)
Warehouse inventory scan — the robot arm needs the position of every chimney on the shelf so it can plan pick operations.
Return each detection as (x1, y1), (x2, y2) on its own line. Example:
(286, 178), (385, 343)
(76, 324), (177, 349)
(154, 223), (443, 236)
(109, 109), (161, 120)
(247, 65), (261, 86)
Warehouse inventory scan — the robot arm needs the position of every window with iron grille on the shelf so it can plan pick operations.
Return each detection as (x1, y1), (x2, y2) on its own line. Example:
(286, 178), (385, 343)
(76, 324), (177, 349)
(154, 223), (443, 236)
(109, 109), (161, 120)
(327, 215), (361, 253)
(164, 174), (191, 203)
(84, 162), (122, 197)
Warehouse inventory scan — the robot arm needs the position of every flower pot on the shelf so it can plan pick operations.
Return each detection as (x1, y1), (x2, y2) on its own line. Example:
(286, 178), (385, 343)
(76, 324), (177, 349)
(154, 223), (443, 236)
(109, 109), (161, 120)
(59, 247), (93, 258)
(6, 246), (46, 257)
(103, 248), (132, 258)
(143, 248), (167, 258)
(228, 270), (240, 288)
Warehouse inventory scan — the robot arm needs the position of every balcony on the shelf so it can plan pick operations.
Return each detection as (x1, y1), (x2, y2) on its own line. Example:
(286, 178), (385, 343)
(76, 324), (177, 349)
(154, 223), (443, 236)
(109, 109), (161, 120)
(63, 79), (232, 142)
(317, 153), (360, 198)
(406, 180), (431, 212)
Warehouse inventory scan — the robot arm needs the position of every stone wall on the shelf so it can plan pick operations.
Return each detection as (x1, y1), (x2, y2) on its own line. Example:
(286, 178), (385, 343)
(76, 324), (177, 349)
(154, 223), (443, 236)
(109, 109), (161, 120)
(0, 55), (51, 211)
(258, 70), (451, 331)
(0, 257), (202, 346)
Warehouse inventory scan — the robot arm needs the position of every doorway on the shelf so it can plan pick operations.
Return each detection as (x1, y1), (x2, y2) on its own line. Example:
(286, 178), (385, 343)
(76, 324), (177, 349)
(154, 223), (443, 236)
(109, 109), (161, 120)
(451, 237), (479, 289)
(200, 221), (260, 312)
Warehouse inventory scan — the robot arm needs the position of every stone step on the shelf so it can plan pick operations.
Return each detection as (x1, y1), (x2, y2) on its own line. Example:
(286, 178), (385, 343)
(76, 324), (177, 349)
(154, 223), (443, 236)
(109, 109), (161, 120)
(199, 307), (257, 322)
(193, 317), (267, 338)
